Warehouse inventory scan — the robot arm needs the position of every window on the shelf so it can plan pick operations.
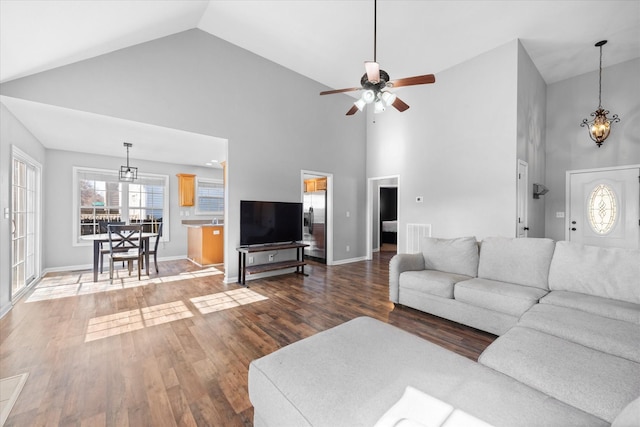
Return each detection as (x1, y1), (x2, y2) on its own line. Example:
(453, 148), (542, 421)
(196, 178), (224, 215)
(73, 167), (169, 244)
(588, 183), (618, 235)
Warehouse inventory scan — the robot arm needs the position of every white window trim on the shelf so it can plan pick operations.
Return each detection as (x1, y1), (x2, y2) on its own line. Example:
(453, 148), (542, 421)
(195, 177), (224, 216)
(72, 166), (170, 246)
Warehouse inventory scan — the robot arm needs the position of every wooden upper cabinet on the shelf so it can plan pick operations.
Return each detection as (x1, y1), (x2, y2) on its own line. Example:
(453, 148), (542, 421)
(304, 177), (327, 193)
(177, 173), (196, 206)
(315, 178), (327, 191)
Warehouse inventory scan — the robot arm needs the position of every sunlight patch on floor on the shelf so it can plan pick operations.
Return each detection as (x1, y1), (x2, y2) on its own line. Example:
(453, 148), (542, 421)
(85, 309), (145, 342)
(85, 300), (194, 342)
(27, 266), (224, 303)
(190, 288), (268, 315)
(141, 301), (193, 327)
(84, 289), (267, 342)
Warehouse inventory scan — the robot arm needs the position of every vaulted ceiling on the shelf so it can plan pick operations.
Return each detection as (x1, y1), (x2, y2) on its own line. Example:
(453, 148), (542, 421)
(1, 0), (639, 165)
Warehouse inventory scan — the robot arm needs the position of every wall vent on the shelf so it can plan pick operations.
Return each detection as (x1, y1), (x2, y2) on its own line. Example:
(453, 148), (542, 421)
(406, 224), (432, 253)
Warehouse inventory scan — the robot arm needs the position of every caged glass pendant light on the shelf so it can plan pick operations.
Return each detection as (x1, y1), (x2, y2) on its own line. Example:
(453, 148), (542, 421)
(119, 142), (138, 182)
(580, 40), (620, 147)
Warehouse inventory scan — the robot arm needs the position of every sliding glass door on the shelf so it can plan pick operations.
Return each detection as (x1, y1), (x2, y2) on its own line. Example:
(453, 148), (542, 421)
(11, 147), (40, 300)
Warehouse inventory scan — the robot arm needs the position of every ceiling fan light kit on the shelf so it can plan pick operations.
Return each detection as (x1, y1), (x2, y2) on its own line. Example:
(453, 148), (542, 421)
(320, 0), (435, 115)
(580, 40), (620, 147)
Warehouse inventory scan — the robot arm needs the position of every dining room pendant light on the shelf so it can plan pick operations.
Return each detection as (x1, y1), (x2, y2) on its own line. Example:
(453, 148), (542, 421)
(119, 142), (138, 182)
(580, 40), (620, 147)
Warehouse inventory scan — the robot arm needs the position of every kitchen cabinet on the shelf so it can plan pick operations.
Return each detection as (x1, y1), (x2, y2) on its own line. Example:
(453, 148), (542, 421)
(304, 177), (327, 192)
(187, 225), (224, 265)
(177, 173), (196, 206)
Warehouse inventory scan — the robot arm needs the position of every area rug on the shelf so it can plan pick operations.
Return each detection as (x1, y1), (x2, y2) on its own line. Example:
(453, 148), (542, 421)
(0, 372), (28, 426)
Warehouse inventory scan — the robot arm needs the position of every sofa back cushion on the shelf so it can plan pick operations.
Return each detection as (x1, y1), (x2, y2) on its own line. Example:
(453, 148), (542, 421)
(548, 241), (640, 304)
(421, 236), (479, 277)
(477, 237), (555, 289)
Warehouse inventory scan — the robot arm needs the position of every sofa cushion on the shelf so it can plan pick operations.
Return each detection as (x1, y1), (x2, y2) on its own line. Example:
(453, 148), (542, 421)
(540, 290), (640, 325)
(479, 326), (640, 423)
(477, 237), (555, 289)
(421, 236), (479, 277)
(548, 241), (640, 304)
(400, 270), (472, 299)
(519, 303), (640, 363)
(454, 278), (548, 317)
(249, 317), (606, 427)
(612, 396), (640, 427)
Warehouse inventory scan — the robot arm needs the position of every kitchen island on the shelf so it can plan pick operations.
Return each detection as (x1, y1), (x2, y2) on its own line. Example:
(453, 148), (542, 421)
(183, 221), (224, 266)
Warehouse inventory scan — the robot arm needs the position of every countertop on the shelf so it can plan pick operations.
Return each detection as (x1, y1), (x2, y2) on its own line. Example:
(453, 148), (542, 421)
(182, 220), (224, 227)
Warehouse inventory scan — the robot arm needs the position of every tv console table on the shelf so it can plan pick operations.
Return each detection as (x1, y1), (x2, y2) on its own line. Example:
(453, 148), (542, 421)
(237, 242), (309, 286)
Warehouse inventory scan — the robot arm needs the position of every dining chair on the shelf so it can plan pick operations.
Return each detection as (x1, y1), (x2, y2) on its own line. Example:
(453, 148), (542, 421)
(99, 221), (125, 273)
(143, 222), (163, 273)
(107, 224), (143, 280)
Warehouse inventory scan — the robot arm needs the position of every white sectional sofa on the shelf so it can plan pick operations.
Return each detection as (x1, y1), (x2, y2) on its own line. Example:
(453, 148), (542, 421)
(389, 236), (556, 335)
(248, 238), (640, 426)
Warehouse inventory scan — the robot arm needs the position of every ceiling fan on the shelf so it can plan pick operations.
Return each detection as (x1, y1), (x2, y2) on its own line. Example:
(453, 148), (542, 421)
(320, 0), (436, 115)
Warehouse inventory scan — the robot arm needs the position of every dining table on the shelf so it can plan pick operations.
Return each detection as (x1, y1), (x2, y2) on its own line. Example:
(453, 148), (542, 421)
(81, 232), (158, 282)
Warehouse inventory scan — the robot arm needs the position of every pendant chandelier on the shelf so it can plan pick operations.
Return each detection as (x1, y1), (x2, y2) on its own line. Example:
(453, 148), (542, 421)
(580, 40), (620, 147)
(119, 142), (138, 182)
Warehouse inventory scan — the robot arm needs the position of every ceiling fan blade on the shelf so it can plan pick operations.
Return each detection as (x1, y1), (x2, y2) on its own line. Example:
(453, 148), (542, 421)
(346, 105), (360, 116)
(365, 61), (380, 83)
(320, 87), (362, 96)
(392, 97), (410, 112)
(388, 74), (436, 88)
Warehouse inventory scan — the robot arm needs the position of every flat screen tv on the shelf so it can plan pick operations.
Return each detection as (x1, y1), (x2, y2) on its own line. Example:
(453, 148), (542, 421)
(240, 200), (303, 246)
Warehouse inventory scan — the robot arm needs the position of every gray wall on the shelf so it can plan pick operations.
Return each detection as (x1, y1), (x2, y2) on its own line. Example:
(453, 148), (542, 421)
(545, 57), (640, 241)
(367, 40), (519, 247)
(516, 41), (547, 237)
(0, 29), (367, 282)
(0, 104), (47, 316)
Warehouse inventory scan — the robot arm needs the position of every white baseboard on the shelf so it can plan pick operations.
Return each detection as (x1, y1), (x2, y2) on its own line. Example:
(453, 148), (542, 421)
(41, 255), (188, 275)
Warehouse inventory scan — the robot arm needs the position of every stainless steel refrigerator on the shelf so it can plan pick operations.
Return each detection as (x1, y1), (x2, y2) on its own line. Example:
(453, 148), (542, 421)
(303, 190), (326, 262)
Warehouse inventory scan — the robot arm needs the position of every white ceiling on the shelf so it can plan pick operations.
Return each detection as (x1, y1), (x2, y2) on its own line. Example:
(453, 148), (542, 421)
(1, 0), (639, 165)
(0, 95), (227, 167)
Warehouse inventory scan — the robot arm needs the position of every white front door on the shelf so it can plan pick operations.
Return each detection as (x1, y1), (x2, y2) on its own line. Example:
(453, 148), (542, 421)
(568, 166), (639, 249)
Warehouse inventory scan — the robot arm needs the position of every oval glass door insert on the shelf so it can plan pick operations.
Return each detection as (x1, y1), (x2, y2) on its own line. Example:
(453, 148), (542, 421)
(588, 184), (618, 234)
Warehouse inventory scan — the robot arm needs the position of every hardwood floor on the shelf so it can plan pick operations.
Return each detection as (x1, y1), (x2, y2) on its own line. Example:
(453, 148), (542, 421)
(0, 253), (495, 426)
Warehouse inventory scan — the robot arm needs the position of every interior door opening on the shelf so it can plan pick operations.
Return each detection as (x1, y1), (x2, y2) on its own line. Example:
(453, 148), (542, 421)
(301, 171), (333, 265)
(367, 176), (399, 260)
(517, 160), (528, 238)
(379, 186), (398, 252)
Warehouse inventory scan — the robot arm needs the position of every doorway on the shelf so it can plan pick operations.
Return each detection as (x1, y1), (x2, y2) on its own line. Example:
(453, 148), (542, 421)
(567, 165), (639, 249)
(367, 175), (399, 260)
(301, 171), (333, 265)
(11, 146), (42, 301)
(517, 160), (529, 237)
(379, 186), (398, 252)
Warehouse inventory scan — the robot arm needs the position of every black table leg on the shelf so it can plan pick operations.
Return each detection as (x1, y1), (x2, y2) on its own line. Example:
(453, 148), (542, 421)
(144, 237), (150, 276)
(93, 240), (100, 282)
